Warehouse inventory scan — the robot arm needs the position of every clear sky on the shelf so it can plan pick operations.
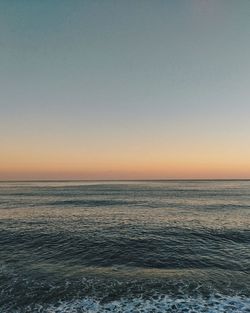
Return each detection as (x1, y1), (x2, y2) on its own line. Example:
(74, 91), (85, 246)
(1, 0), (250, 180)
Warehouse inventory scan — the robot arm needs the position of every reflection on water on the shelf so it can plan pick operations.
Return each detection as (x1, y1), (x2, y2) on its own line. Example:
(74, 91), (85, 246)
(0, 181), (250, 312)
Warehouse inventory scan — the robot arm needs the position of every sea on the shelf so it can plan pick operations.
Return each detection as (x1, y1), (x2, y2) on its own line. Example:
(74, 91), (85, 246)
(0, 180), (249, 312)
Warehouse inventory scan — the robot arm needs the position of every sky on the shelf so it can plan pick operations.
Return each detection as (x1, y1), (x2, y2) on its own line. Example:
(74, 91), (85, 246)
(1, 0), (250, 180)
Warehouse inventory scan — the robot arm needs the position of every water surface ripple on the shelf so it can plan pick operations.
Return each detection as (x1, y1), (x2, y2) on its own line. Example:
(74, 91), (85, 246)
(0, 181), (250, 312)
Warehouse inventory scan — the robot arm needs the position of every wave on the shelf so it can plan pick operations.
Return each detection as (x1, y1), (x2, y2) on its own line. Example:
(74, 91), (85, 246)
(47, 199), (141, 207)
(8, 294), (250, 313)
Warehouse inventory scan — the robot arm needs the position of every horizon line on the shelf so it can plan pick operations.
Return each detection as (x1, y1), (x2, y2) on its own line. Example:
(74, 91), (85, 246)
(1, 179), (250, 182)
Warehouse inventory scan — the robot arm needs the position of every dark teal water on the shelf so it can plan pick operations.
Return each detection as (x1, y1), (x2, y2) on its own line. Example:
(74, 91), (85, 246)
(0, 181), (250, 312)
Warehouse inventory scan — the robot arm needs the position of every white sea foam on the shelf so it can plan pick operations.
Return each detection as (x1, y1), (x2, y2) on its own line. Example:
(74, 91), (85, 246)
(30, 294), (250, 313)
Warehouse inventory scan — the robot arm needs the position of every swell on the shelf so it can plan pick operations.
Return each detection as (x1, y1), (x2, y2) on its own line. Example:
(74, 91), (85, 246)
(46, 199), (142, 207)
(1, 269), (249, 313)
(0, 227), (249, 271)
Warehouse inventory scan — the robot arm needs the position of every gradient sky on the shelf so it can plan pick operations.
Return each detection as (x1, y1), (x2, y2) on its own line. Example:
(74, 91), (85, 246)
(1, 0), (250, 180)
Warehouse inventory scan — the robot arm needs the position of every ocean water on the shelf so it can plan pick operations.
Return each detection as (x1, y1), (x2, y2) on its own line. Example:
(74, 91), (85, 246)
(0, 180), (249, 313)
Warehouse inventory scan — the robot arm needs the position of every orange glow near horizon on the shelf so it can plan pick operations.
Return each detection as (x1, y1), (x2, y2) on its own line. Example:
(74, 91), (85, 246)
(1, 1), (250, 181)
(1, 141), (250, 180)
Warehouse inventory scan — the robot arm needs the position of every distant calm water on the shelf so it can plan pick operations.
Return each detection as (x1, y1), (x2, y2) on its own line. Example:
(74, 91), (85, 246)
(0, 181), (250, 312)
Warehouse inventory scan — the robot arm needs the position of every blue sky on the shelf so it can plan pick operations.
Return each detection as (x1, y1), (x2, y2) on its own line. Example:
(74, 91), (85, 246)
(1, 0), (250, 179)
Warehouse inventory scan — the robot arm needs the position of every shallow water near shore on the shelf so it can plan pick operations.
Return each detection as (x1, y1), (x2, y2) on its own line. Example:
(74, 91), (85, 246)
(0, 180), (250, 312)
